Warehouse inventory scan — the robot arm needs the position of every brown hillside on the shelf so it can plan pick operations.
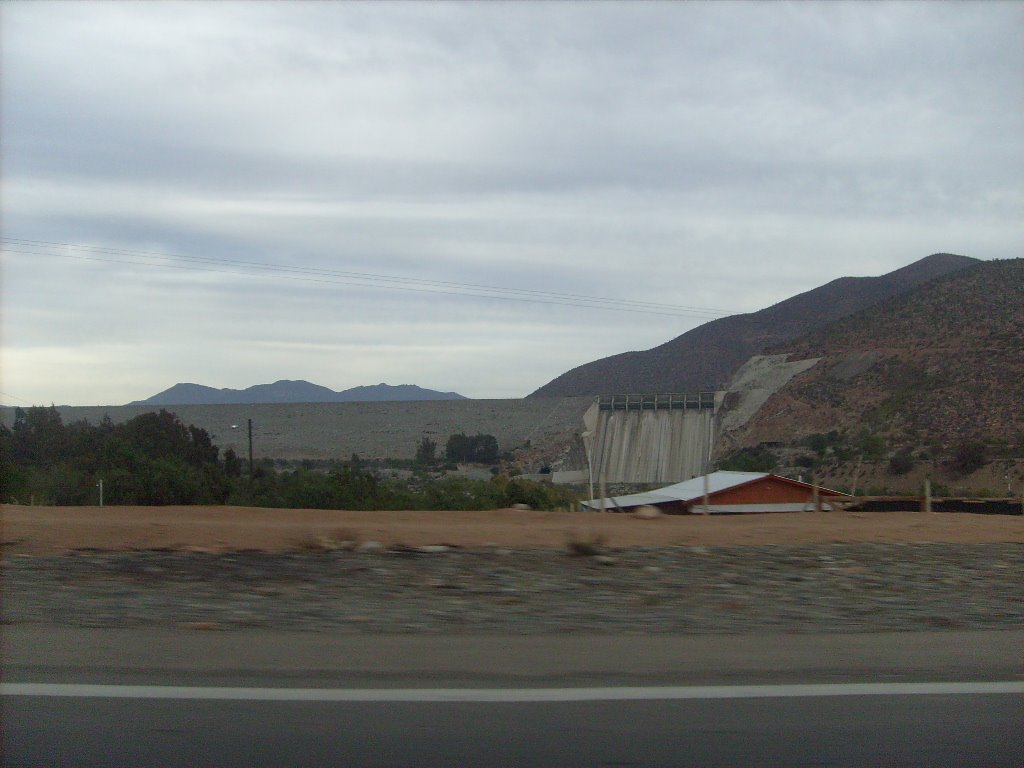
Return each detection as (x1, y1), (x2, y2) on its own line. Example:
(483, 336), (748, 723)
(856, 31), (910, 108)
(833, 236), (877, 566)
(723, 259), (1024, 452)
(529, 253), (976, 397)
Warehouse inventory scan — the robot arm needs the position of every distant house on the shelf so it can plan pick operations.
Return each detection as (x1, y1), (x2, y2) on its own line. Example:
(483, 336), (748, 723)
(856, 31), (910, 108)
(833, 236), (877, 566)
(581, 471), (851, 514)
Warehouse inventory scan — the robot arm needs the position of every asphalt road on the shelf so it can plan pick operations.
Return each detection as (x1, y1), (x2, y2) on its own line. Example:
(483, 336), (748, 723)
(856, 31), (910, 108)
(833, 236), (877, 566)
(4, 628), (1023, 767)
(6, 692), (1023, 767)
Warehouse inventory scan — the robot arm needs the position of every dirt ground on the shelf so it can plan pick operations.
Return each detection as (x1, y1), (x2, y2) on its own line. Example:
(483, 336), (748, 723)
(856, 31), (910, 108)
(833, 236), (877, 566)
(2, 505), (1023, 555)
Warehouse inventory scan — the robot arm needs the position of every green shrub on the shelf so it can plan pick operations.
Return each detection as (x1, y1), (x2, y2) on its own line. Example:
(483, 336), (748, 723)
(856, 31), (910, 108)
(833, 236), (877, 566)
(855, 429), (887, 461)
(888, 449), (916, 476)
(719, 445), (776, 472)
(948, 441), (988, 476)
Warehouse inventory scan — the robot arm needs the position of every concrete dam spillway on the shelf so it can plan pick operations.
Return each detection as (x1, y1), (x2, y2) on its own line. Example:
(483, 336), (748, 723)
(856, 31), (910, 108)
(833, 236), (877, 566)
(583, 393), (721, 485)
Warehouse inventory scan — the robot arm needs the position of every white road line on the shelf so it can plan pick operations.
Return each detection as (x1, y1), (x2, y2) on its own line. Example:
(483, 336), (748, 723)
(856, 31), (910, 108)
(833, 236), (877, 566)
(3, 682), (1023, 702)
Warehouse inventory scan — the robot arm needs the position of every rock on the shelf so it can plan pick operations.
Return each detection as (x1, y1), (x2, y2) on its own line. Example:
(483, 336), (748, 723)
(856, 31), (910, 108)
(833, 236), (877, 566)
(594, 555), (618, 566)
(634, 505), (662, 519)
(417, 545), (451, 554)
(567, 540), (603, 556)
(511, 503), (532, 511)
(315, 535), (342, 551)
(357, 541), (383, 553)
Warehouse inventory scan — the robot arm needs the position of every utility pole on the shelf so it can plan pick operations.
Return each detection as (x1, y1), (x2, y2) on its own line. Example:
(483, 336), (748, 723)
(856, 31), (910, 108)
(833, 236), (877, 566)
(97, 478), (104, 507)
(701, 471), (710, 515)
(248, 418), (254, 480)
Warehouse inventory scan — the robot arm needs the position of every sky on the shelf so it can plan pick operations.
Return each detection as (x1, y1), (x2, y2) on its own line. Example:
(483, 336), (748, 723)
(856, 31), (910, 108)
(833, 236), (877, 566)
(2, 1), (1022, 406)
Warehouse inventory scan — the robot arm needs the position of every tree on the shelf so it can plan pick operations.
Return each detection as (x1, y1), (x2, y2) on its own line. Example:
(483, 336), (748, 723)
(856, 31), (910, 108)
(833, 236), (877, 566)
(445, 433), (499, 464)
(3, 407), (232, 506)
(415, 436), (437, 466)
(949, 441), (988, 476)
(223, 447), (243, 477)
(0, 423), (16, 500)
(10, 405), (67, 464)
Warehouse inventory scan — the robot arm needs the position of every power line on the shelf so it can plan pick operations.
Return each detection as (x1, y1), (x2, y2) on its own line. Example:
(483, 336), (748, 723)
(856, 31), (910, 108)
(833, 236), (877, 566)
(1, 237), (738, 320)
(3, 236), (736, 315)
(3, 245), (716, 318)
(0, 391), (40, 406)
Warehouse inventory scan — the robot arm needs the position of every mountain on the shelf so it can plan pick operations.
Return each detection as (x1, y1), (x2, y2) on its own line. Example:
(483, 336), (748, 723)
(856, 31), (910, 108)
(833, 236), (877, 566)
(528, 253), (978, 397)
(718, 258), (1024, 453)
(131, 380), (467, 405)
(336, 383), (466, 402)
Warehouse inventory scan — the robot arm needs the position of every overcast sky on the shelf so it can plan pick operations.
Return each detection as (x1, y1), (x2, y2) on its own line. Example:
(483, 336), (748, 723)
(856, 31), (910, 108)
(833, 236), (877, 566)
(2, 1), (1022, 406)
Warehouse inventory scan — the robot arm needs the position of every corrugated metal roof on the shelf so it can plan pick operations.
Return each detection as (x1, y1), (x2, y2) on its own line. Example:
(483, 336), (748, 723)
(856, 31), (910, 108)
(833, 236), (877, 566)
(582, 471), (769, 510)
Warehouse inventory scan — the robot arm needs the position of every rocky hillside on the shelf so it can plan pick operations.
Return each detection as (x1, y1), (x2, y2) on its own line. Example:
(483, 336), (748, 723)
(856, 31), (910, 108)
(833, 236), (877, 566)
(529, 253), (977, 398)
(718, 258), (1024, 456)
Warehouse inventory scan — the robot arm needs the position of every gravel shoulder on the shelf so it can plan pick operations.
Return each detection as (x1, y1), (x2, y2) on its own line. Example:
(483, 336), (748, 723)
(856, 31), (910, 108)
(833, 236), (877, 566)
(5, 543), (1021, 635)
(4, 506), (1021, 637)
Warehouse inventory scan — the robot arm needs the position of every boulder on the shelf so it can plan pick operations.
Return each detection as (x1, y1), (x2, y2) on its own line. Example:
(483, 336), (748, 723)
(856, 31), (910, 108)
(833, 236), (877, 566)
(634, 505), (663, 519)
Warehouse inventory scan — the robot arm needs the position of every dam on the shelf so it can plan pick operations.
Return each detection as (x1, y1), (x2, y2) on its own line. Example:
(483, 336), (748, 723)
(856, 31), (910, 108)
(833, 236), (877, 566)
(4, 392), (719, 484)
(582, 393), (720, 485)
(0, 398), (594, 462)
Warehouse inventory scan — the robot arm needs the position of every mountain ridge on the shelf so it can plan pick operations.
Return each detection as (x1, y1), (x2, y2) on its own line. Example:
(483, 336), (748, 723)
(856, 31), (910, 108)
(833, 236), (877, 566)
(529, 253), (978, 397)
(130, 380), (467, 405)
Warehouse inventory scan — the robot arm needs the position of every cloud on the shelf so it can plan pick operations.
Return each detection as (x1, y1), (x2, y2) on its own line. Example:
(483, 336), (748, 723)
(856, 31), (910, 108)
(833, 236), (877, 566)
(2, 1), (1022, 405)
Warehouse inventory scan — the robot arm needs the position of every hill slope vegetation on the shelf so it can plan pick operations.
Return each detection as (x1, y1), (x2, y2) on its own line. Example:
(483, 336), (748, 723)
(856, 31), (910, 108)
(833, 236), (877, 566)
(720, 258), (1024, 457)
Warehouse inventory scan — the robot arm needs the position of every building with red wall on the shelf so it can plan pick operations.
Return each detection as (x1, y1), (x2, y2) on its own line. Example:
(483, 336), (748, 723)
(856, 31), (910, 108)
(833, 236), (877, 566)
(582, 471), (850, 514)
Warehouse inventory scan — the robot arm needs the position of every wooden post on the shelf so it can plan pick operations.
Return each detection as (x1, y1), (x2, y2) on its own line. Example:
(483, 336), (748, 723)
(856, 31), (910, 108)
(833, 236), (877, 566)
(812, 476), (821, 513)
(923, 478), (932, 513)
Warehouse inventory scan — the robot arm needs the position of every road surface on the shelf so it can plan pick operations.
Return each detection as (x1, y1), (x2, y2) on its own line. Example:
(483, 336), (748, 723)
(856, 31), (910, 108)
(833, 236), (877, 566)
(4, 628), (1023, 767)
